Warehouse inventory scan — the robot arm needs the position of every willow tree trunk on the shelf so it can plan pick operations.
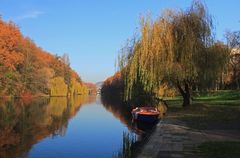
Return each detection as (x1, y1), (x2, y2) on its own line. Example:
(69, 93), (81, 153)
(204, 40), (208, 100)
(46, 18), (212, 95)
(176, 82), (191, 107)
(182, 91), (190, 107)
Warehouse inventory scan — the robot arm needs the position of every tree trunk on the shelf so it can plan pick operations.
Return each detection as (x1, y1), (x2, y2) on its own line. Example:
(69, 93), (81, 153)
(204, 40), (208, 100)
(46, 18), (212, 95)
(176, 81), (191, 107)
(182, 92), (190, 107)
(236, 79), (240, 90)
(233, 67), (238, 89)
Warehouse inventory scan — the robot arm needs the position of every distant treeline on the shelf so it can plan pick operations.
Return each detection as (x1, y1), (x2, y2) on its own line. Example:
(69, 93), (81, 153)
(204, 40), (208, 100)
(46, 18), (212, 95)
(0, 18), (95, 97)
(102, 0), (240, 106)
(101, 72), (124, 100)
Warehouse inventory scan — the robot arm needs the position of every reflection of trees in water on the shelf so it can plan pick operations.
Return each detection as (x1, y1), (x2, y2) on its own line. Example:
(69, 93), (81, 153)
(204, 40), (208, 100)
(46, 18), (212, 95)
(101, 95), (132, 129)
(101, 96), (157, 158)
(101, 95), (158, 133)
(0, 95), (96, 158)
(113, 132), (137, 158)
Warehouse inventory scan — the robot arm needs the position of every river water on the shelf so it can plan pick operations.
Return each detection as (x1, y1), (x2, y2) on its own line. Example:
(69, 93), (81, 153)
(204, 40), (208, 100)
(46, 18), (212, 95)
(0, 95), (156, 158)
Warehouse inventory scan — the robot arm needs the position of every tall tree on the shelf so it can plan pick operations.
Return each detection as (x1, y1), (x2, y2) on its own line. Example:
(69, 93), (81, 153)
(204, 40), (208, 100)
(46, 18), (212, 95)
(62, 53), (71, 96)
(225, 31), (240, 89)
(20, 38), (37, 93)
(122, 1), (229, 107)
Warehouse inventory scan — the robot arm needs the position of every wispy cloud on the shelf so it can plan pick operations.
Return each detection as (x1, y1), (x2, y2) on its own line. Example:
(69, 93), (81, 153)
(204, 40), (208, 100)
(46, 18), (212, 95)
(16, 11), (45, 21)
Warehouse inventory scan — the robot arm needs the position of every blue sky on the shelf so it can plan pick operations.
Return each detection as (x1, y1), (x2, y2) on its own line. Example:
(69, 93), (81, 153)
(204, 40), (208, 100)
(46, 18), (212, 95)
(0, 0), (239, 83)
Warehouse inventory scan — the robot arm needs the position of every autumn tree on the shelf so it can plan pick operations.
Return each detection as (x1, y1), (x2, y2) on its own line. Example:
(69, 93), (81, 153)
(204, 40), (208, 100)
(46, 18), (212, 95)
(0, 19), (24, 95)
(19, 38), (38, 93)
(121, 1), (229, 107)
(208, 42), (229, 90)
(0, 18), (86, 97)
(101, 72), (124, 100)
(225, 31), (240, 89)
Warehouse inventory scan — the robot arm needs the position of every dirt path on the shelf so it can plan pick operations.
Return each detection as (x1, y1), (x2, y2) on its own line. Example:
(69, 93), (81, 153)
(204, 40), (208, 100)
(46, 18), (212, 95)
(138, 118), (240, 158)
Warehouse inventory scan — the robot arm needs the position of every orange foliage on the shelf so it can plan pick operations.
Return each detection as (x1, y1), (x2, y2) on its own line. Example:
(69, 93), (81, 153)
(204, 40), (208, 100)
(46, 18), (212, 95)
(103, 72), (122, 86)
(0, 20), (23, 71)
(101, 72), (124, 98)
(0, 18), (83, 96)
(71, 70), (82, 82)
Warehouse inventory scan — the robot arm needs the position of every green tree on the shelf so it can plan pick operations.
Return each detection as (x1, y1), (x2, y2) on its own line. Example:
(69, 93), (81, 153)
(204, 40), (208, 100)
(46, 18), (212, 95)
(50, 77), (68, 96)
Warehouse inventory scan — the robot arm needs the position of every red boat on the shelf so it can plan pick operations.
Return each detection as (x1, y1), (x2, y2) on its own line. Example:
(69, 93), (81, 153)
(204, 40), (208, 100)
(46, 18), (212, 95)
(132, 107), (160, 123)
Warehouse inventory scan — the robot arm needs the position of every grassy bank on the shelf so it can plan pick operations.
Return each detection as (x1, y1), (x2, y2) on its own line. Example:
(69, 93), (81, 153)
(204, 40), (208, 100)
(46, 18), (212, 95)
(198, 141), (240, 158)
(165, 90), (240, 157)
(166, 90), (240, 130)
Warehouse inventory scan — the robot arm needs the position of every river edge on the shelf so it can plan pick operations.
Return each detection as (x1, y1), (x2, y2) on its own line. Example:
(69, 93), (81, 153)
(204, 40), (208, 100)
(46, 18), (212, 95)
(0, 94), (94, 99)
(137, 117), (240, 158)
(132, 123), (159, 158)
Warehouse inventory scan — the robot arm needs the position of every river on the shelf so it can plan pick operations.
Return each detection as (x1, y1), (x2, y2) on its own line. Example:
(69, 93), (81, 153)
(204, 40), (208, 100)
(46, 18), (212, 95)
(0, 95), (156, 158)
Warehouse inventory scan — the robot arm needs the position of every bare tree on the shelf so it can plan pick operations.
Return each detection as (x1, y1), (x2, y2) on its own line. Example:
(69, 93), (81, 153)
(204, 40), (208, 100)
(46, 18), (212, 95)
(225, 31), (240, 89)
(62, 53), (71, 96)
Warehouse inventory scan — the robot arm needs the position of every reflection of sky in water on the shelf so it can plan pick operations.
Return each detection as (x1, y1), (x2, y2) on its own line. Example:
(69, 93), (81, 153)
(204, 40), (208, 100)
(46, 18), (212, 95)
(28, 102), (131, 158)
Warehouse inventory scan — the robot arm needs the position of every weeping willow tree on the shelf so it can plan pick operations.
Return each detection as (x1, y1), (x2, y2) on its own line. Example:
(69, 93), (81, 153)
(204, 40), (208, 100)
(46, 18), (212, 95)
(120, 1), (229, 107)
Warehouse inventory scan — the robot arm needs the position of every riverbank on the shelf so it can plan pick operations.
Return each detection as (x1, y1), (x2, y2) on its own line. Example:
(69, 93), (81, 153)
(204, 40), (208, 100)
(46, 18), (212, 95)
(0, 93), (95, 99)
(138, 90), (240, 158)
(138, 118), (240, 158)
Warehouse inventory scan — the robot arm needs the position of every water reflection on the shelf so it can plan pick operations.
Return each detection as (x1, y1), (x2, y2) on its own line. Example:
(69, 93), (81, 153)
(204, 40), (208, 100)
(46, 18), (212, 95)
(0, 95), (158, 158)
(100, 96), (132, 129)
(0, 96), (95, 158)
(100, 96), (158, 158)
(101, 96), (160, 133)
(113, 132), (137, 158)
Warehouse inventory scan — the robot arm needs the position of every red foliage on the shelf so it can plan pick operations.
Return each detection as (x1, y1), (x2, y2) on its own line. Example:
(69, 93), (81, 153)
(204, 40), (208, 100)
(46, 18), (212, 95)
(19, 91), (33, 98)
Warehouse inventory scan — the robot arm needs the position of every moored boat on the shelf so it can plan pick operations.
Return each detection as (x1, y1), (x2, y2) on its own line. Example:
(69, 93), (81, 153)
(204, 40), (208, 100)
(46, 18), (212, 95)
(132, 107), (160, 123)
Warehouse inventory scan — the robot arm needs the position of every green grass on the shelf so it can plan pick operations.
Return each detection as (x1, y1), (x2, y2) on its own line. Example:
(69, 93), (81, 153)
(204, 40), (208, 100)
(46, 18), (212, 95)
(165, 90), (240, 108)
(163, 91), (240, 157)
(195, 90), (240, 100)
(194, 90), (240, 106)
(198, 141), (240, 158)
(165, 90), (240, 130)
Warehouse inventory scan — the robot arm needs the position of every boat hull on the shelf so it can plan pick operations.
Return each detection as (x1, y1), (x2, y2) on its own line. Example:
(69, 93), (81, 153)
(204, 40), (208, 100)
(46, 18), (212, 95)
(132, 107), (160, 123)
(135, 113), (159, 123)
